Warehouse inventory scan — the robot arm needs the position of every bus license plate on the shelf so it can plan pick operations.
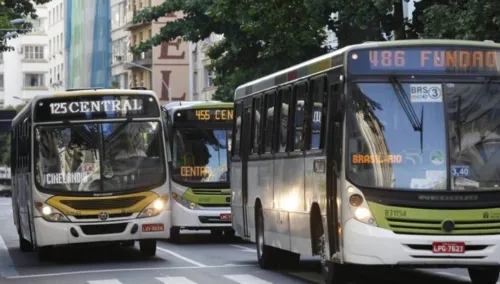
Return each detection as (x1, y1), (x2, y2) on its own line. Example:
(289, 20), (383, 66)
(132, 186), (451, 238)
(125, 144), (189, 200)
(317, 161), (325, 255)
(432, 242), (465, 253)
(220, 214), (232, 221)
(142, 224), (164, 232)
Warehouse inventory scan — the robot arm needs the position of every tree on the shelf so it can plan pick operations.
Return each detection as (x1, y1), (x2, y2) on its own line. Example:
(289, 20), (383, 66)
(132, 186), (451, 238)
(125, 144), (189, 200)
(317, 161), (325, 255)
(413, 0), (500, 41)
(131, 0), (416, 101)
(0, 0), (52, 52)
(0, 103), (27, 166)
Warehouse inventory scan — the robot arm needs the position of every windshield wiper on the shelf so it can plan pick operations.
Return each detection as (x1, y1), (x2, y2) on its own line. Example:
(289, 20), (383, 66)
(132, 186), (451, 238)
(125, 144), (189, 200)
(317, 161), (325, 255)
(389, 77), (424, 153)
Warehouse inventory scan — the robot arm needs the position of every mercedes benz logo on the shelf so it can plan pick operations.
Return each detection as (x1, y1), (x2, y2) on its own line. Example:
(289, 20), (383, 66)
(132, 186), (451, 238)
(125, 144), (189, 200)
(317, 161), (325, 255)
(99, 212), (109, 221)
(442, 220), (455, 232)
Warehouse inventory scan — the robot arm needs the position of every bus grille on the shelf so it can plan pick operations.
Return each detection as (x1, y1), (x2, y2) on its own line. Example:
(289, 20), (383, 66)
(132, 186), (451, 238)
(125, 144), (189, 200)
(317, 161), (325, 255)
(387, 218), (500, 235)
(80, 223), (128, 235)
(60, 196), (146, 210)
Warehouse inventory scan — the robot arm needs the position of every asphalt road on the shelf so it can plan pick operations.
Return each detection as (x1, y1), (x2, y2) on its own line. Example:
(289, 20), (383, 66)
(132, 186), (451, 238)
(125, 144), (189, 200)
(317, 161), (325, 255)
(0, 197), (485, 284)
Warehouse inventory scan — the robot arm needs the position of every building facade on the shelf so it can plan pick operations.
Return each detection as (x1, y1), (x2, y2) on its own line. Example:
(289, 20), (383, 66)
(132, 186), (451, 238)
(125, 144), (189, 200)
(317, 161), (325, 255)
(110, 0), (129, 89)
(0, 3), (50, 108)
(47, 0), (65, 92)
(124, 0), (189, 104)
(188, 33), (222, 101)
(65, 0), (112, 89)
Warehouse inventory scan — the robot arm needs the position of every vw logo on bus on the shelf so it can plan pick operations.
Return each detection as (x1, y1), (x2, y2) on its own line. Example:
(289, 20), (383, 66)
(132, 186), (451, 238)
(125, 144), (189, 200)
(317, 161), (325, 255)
(99, 212), (109, 221)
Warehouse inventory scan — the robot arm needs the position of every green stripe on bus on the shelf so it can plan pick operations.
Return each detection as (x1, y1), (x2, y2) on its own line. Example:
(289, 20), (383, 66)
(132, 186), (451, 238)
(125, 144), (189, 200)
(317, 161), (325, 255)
(181, 188), (230, 205)
(368, 201), (500, 235)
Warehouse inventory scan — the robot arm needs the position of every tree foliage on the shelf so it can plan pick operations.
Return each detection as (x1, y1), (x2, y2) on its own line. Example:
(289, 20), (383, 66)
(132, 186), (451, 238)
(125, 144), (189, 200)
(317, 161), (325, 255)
(413, 0), (500, 41)
(0, 0), (52, 52)
(0, 104), (27, 166)
(130, 0), (495, 102)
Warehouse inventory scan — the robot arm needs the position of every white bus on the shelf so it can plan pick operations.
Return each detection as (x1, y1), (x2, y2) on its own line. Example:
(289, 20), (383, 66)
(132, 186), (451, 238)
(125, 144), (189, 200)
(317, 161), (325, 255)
(162, 101), (234, 241)
(11, 88), (170, 260)
(231, 39), (500, 284)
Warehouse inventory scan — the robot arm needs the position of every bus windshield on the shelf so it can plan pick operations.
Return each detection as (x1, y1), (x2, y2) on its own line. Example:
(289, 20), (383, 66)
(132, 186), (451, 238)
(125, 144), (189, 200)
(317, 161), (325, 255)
(34, 121), (165, 193)
(171, 128), (230, 184)
(347, 81), (500, 191)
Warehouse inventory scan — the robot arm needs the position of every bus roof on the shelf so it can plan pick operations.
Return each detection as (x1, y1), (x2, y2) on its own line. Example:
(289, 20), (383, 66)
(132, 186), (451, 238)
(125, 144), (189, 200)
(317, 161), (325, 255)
(12, 88), (158, 126)
(162, 100), (233, 113)
(234, 39), (500, 100)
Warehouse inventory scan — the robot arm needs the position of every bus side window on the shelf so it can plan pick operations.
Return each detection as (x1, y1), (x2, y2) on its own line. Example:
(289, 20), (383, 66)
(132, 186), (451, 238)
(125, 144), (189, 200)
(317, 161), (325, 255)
(294, 83), (306, 151)
(264, 93), (275, 153)
(251, 96), (262, 155)
(310, 77), (327, 150)
(278, 88), (291, 153)
(232, 102), (242, 157)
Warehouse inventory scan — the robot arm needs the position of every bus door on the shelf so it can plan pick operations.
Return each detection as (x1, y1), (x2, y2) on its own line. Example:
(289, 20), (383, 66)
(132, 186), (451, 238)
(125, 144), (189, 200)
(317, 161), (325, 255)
(325, 71), (344, 259)
(240, 106), (252, 237)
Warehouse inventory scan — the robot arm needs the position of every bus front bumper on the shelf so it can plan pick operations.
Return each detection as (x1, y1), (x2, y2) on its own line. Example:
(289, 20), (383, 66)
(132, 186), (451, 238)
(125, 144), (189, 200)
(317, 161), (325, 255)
(171, 200), (231, 229)
(34, 209), (171, 247)
(343, 219), (500, 267)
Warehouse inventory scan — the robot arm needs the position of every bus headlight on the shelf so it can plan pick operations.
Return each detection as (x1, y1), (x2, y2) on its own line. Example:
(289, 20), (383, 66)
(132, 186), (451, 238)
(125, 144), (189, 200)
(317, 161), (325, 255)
(347, 185), (377, 226)
(138, 195), (168, 218)
(171, 192), (199, 210)
(34, 202), (69, 222)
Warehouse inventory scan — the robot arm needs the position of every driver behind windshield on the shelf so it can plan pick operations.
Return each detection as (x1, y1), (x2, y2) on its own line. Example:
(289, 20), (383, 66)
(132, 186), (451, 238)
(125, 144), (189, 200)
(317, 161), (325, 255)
(115, 133), (146, 159)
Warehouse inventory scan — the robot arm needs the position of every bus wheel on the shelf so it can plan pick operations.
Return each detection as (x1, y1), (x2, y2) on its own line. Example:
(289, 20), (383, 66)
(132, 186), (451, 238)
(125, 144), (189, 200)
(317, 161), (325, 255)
(139, 239), (157, 257)
(256, 205), (278, 269)
(37, 246), (52, 262)
(316, 225), (348, 283)
(169, 227), (180, 243)
(469, 267), (499, 284)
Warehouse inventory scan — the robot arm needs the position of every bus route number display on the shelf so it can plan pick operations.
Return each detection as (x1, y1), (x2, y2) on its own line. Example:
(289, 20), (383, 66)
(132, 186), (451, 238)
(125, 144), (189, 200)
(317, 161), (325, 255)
(348, 47), (500, 75)
(34, 95), (159, 122)
(175, 108), (233, 123)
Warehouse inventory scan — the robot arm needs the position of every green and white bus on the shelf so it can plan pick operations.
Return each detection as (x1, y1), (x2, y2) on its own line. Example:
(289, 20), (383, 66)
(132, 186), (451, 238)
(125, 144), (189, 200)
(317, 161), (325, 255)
(230, 39), (500, 284)
(163, 101), (234, 241)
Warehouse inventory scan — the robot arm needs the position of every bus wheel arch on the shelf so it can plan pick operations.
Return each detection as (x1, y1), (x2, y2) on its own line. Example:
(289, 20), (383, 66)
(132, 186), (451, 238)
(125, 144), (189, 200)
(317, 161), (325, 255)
(310, 202), (322, 255)
(254, 198), (278, 269)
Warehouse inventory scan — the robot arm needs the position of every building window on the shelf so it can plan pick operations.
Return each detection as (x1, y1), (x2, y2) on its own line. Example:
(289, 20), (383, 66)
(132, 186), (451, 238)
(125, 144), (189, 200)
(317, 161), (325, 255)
(0, 74), (4, 88)
(204, 68), (214, 88)
(30, 18), (44, 33)
(24, 45), (44, 60)
(24, 74), (45, 87)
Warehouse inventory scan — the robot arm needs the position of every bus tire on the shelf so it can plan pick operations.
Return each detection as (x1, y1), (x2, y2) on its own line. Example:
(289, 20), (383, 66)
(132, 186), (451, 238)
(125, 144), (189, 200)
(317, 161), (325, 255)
(314, 217), (348, 284)
(469, 267), (499, 284)
(256, 205), (278, 269)
(169, 227), (180, 243)
(139, 239), (157, 257)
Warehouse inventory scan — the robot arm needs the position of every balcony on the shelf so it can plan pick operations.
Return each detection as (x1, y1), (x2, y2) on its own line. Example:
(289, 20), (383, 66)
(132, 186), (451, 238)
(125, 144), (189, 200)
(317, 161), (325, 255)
(124, 9), (150, 31)
(124, 50), (152, 70)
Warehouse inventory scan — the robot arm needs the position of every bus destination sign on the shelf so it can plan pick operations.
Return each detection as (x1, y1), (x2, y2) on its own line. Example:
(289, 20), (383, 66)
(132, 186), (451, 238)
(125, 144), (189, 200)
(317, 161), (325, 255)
(174, 108), (233, 123)
(34, 95), (160, 122)
(347, 47), (500, 75)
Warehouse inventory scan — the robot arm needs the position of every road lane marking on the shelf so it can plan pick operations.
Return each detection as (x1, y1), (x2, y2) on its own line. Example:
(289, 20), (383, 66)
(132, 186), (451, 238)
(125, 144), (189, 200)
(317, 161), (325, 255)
(156, 276), (197, 284)
(230, 244), (257, 253)
(156, 247), (207, 267)
(88, 280), (123, 284)
(224, 274), (272, 284)
(6, 264), (254, 279)
(0, 232), (18, 278)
